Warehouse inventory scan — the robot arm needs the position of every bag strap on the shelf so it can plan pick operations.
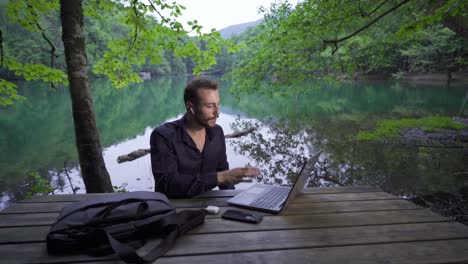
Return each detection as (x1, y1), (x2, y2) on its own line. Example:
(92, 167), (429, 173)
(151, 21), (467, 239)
(105, 209), (207, 263)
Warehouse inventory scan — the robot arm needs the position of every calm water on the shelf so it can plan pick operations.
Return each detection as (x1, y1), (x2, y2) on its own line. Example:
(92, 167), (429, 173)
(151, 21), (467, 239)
(0, 77), (466, 210)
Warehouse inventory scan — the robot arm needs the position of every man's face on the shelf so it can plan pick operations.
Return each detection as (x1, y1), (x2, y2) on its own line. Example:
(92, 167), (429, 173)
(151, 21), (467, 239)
(192, 88), (220, 128)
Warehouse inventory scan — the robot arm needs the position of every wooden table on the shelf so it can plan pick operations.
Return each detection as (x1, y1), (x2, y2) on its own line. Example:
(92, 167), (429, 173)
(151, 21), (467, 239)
(1, 186), (468, 263)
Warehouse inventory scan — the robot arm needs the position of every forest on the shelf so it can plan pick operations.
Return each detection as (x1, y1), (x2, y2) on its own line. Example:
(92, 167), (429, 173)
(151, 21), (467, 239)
(1, 0), (466, 96)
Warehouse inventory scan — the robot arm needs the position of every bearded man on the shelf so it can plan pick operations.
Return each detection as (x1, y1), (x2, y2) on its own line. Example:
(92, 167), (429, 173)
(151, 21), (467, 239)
(150, 77), (259, 198)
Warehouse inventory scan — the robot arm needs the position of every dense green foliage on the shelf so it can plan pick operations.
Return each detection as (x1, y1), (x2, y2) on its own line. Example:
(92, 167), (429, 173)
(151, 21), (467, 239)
(220, 0), (467, 95)
(0, 0), (232, 103)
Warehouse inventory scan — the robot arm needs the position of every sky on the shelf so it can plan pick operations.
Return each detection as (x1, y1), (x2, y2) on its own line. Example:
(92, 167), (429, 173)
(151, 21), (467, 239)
(174, 0), (300, 34)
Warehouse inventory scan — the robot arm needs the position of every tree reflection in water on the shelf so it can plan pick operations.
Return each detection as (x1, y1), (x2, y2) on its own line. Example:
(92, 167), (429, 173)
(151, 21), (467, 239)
(229, 117), (313, 187)
(228, 117), (467, 197)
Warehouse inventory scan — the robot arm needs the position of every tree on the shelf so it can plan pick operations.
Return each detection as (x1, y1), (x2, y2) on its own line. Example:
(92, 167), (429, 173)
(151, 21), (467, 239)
(1, 0), (228, 192)
(60, 0), (112, 192)
(398, 24), (467, 79)
(229, 0), (467, 94)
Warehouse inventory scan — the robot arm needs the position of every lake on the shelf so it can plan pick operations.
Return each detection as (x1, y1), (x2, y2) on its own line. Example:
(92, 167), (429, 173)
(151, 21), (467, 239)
(0, 76), (466, 210)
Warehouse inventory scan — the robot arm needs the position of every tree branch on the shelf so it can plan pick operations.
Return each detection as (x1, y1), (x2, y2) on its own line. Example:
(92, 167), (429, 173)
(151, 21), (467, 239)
(367, 0), (391, 17)
(225, 127), (256, 138)
(119, 0), (141, 65)
(147, 0), (187, 44)
(132, 0), (139, 44)
(24, 4), (59, 88)
(38, 24), (57, 69)
(63, 161), (78, 194)
(323, 0), (410, 45)
(26, 5), (58, 69)
(147, 0), (177, 32)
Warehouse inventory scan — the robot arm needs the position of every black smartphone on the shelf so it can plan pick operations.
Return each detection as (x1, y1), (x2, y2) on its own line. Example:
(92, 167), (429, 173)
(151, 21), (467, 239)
(221, 209), (263, 224)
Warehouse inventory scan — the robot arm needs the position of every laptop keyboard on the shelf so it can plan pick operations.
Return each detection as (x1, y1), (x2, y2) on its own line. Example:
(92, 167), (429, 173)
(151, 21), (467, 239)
(250, 187), (290, 208)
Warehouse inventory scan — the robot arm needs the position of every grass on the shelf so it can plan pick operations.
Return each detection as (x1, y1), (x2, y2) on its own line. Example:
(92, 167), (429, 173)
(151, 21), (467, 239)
(356, 116), (467, 141)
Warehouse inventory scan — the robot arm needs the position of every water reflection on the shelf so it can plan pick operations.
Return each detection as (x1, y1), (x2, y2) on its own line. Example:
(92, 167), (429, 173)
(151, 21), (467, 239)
(229, 116), (467, 197)
(228, 117), (314, 186)
(0, 77), (466, 210)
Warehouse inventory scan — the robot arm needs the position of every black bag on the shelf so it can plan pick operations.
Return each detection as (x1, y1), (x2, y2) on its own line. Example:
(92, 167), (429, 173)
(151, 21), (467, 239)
(46, 191), (206, 263)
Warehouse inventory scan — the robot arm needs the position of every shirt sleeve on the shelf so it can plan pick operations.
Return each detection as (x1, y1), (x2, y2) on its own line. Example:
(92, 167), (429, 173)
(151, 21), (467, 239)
(217, 127), (235, 190)
(150, 130), (219, 198)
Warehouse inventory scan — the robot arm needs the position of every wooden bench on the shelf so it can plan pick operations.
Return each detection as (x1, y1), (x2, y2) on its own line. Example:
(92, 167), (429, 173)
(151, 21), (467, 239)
(1, 186), (468, 263)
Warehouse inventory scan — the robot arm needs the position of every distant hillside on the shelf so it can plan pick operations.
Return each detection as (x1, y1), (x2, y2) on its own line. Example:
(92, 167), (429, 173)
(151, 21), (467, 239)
(218, 19), (262, 39)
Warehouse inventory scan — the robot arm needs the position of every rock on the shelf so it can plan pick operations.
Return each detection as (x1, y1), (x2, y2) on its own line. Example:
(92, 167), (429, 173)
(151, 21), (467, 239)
(453, 116), (468, 125)
(138, 72), (151, 80)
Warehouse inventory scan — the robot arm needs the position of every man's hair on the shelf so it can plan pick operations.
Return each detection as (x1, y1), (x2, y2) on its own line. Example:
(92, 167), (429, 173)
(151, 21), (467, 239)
(184, 77), (219, 104)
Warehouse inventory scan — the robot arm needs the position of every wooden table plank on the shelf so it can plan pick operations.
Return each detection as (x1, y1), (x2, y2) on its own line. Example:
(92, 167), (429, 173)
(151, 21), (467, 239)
(301, 186), (381, 194)
(194, 209), (448, 233)
(194, 190), (241, 198)
(1, 237), (468, 264)
(0, 213), (57, 227)
(1, 198), (419, 215)
(294, 192), (398, 203)
(3, 199), (226, 213)
(14, 191), (397, 209)
(16, 196), (230, 207)
(2, 188), (465, 264)
(17, 187), (390, 203)
(0, 208), (445, 229)
(138, 239), (468, 264)
(5, 221), (467, 247)
(285, 199), (420, 214)
(160, 222), (468, 256)
(0, 208), (447, 243)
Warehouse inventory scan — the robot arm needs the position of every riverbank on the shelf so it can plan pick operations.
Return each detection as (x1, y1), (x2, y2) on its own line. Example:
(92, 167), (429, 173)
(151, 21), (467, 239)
(409, 187), (468, 226)
(399, 117), (468, 146)
(345, 72), (468, 83)
(406, 117), (468, 226)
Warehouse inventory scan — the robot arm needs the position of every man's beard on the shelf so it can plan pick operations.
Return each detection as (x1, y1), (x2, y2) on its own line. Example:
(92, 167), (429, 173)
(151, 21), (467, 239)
(195, 115), (218, 128)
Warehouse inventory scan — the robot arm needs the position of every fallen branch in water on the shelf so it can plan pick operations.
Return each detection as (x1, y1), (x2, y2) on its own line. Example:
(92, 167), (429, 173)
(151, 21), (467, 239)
(117, 149), (151, 163)
(117, 127), (256, 163)
(225, 127), (256, 138)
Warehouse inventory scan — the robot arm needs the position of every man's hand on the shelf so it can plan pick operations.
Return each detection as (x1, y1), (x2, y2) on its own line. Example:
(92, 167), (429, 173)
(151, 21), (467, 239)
(217, 167), (260, 186)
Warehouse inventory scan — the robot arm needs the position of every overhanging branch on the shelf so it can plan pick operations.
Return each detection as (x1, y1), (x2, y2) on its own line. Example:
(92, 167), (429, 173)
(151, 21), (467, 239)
(38, 24), (57, 69)
(147, 0), (175, 31)
(367, 0), (391, 17)
(147, 0), (186, 43)
(132, 0), (139, 43)
(323, 0), (410, 47)
(26, 4), (59, 69)
(118, 0), (140, 64)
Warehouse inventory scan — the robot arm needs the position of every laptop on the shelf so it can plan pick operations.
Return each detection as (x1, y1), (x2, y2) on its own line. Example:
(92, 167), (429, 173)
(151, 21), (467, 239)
(227, 152), (321, 214)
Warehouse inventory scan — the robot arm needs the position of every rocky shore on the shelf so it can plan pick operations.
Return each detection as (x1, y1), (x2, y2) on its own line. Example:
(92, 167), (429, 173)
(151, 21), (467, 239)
(404, 117), (468, 225)
(409, 188), (468, 226)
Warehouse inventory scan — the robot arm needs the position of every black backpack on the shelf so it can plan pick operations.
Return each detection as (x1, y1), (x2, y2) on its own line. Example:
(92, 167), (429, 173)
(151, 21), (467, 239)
(46, 191), (206, 263)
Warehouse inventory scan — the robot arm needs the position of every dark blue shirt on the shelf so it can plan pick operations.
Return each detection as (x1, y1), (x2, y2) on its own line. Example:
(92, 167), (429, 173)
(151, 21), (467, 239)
(150, 116), (234, 198)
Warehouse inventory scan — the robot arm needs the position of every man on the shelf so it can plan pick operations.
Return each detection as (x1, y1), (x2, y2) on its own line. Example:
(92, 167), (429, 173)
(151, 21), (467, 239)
(150, 77), (260, 198)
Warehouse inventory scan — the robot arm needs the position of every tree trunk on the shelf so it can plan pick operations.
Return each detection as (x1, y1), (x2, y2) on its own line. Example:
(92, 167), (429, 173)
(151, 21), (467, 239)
(60, 0), (113, 193)
(441, 14), (468, 41)
(432, 0), (468, 40)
